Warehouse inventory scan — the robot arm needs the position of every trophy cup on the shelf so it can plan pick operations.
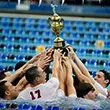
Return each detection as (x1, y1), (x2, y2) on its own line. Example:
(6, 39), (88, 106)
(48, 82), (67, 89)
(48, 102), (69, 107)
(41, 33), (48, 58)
(48, 4), (65, 49)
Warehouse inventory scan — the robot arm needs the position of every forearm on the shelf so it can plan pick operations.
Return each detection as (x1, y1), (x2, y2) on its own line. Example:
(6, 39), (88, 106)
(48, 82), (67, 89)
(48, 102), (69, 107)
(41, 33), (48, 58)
(74, 54), (94, 84)
(52, 58), (59, 78)
(16, 76), (28, 92)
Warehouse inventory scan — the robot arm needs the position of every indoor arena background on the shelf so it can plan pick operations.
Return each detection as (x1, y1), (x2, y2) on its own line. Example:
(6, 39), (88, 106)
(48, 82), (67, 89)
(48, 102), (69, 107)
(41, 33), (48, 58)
(0, 0), (110, 110)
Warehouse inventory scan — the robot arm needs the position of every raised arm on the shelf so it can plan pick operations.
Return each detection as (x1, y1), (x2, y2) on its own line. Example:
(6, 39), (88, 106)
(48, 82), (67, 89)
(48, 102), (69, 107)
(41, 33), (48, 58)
(67, 45), (95, 84)
(62, 56), (76, 96)
(4, 48), (53, 83)
(52, 49), (61, 78)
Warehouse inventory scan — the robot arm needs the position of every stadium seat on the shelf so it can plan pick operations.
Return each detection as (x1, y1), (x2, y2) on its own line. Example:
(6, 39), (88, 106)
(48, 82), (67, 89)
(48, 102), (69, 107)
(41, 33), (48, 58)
(47, 106), (60, 110)
(23, 104), (31, 109)
(16, 55), (25, 61)
(87, 59), (96, 67)
(73, 107), (86, 110)
(0, 103), (6, 109)
(36, 105), (44, 110)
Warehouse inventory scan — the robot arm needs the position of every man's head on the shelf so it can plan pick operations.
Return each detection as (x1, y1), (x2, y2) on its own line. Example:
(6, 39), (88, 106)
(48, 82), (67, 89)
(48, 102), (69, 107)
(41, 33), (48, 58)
(94, 70), (110, 88)
(0, 80), (18, 100)
(15, 61), (26, 71)
(25, 66), (46, 84)
(76, 83), (97, 100)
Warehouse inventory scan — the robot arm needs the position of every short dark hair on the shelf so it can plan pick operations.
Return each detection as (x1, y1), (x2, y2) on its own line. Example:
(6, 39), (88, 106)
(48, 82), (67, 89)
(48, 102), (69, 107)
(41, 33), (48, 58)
(12, 61), (26, 86)
(99, 69), (110, 87)
(25, 66), (40, 84)
(0, 80), (7, 98)
(15, 61), (26, 71)
(0, 70), (6, 80)
(76, 83), (95, 98)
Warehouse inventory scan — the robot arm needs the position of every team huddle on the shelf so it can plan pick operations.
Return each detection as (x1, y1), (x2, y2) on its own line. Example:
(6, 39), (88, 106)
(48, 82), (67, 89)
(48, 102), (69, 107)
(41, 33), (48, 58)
(0, 45), (110, 101)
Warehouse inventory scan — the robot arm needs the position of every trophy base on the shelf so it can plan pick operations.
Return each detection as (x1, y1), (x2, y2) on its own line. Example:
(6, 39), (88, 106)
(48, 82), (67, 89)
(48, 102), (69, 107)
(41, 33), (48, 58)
(54, 37), (65, 48)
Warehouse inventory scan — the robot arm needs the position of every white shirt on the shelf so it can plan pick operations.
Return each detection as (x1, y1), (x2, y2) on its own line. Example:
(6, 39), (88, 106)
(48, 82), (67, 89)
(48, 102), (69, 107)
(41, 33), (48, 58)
(94, 80), (108, 97)
(17, 77), (59, 101)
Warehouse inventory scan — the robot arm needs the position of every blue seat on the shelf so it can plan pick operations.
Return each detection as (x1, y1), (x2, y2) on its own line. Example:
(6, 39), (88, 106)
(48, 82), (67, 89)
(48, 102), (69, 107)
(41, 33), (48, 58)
(93, 50), (102, 56)
(73, 107), (86, 110)
(77, 26), (84, 32)
(1, 53), (7, 60)
(25, 18), (35, 24)
(99, 22), (108, 28)
(0, 65), (5, 71)
(36, 38), (43, 44)
(7, 44), (14, 50)
(36, 105), (44, 110)
(86, 21), (95, 27)
(21, 37), (28, 42)
(84, 33), (92, 38)
(1, 17), (10, 23)
(87, 59), (96, 66)
(105, 60), (110, 67)
(16, 29), (24, 36)
(16, 54), (25, 61)
(13, 17), (21, 23)
(64, 20), (70, 25)
(74, 21), (82, 26)
(25, 24), (34, 29)
(65, 25), (71, 31)
(98, 34), (107, 40)
(1, 22), (9, 28)
(38, 19), (47, 24)
(90, 27), (97, 32)
(66, 39), (73, 45)
(31, 105), (38, 110)
(29, 30), (38, 36)
(92, 71), (96, 78)
(47, 106), (60, 110)
(76, 49), (86, 55)
(80, 40), (89, 46)
(52, 106), (60, 110)
(21, 45), (30, 51)
(0, 103), (6, 109)
(7, 35), (14, 41)
(39, 24), (46, 30)
(104, 41), (110, 48)
(18, 104), (25, 110)
(103, 28), (110, 33)
(3, 29), (10, 35)
(23, 104), (31, 110)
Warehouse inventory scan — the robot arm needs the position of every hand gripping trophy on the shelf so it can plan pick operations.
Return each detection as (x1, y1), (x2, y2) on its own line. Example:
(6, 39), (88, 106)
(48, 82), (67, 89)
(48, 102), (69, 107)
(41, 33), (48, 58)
(48, 4), (65, 49)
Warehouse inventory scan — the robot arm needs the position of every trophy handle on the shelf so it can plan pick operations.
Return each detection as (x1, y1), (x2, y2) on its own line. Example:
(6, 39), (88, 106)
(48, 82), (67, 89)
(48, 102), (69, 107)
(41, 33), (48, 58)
(47, 17), (52, 26)
(59, 18), (64, 31)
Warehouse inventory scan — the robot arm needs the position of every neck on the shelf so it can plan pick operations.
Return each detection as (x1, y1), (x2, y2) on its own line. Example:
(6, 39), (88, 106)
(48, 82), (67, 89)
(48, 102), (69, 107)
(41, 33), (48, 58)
(102, 84), (106, 88)
(4, 96), (12, 100)
(29, 83), (39, 87)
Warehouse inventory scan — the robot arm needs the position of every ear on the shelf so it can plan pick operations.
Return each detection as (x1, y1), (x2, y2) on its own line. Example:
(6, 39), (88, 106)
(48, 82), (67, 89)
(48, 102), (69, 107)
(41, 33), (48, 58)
(5, 90), (10, 96)
(104, 79), (109, 85)
(35, 77), (40, 82)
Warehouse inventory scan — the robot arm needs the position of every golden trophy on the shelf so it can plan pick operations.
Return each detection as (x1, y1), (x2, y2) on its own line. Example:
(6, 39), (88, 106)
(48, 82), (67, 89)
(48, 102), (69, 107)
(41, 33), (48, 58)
(48, 4), (65, 49)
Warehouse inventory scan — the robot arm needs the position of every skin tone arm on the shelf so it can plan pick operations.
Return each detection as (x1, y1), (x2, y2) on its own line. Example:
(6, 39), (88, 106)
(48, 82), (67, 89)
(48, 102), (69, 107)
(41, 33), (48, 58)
(67, 45), (95, 85)
(15, 76), (28, 92)
(52, 49), (62, 78)
(4, 48), (53, 83)
(57, 54), (67, 93)
(67, 46), (106, 96)
(62, 56), (76, 96)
